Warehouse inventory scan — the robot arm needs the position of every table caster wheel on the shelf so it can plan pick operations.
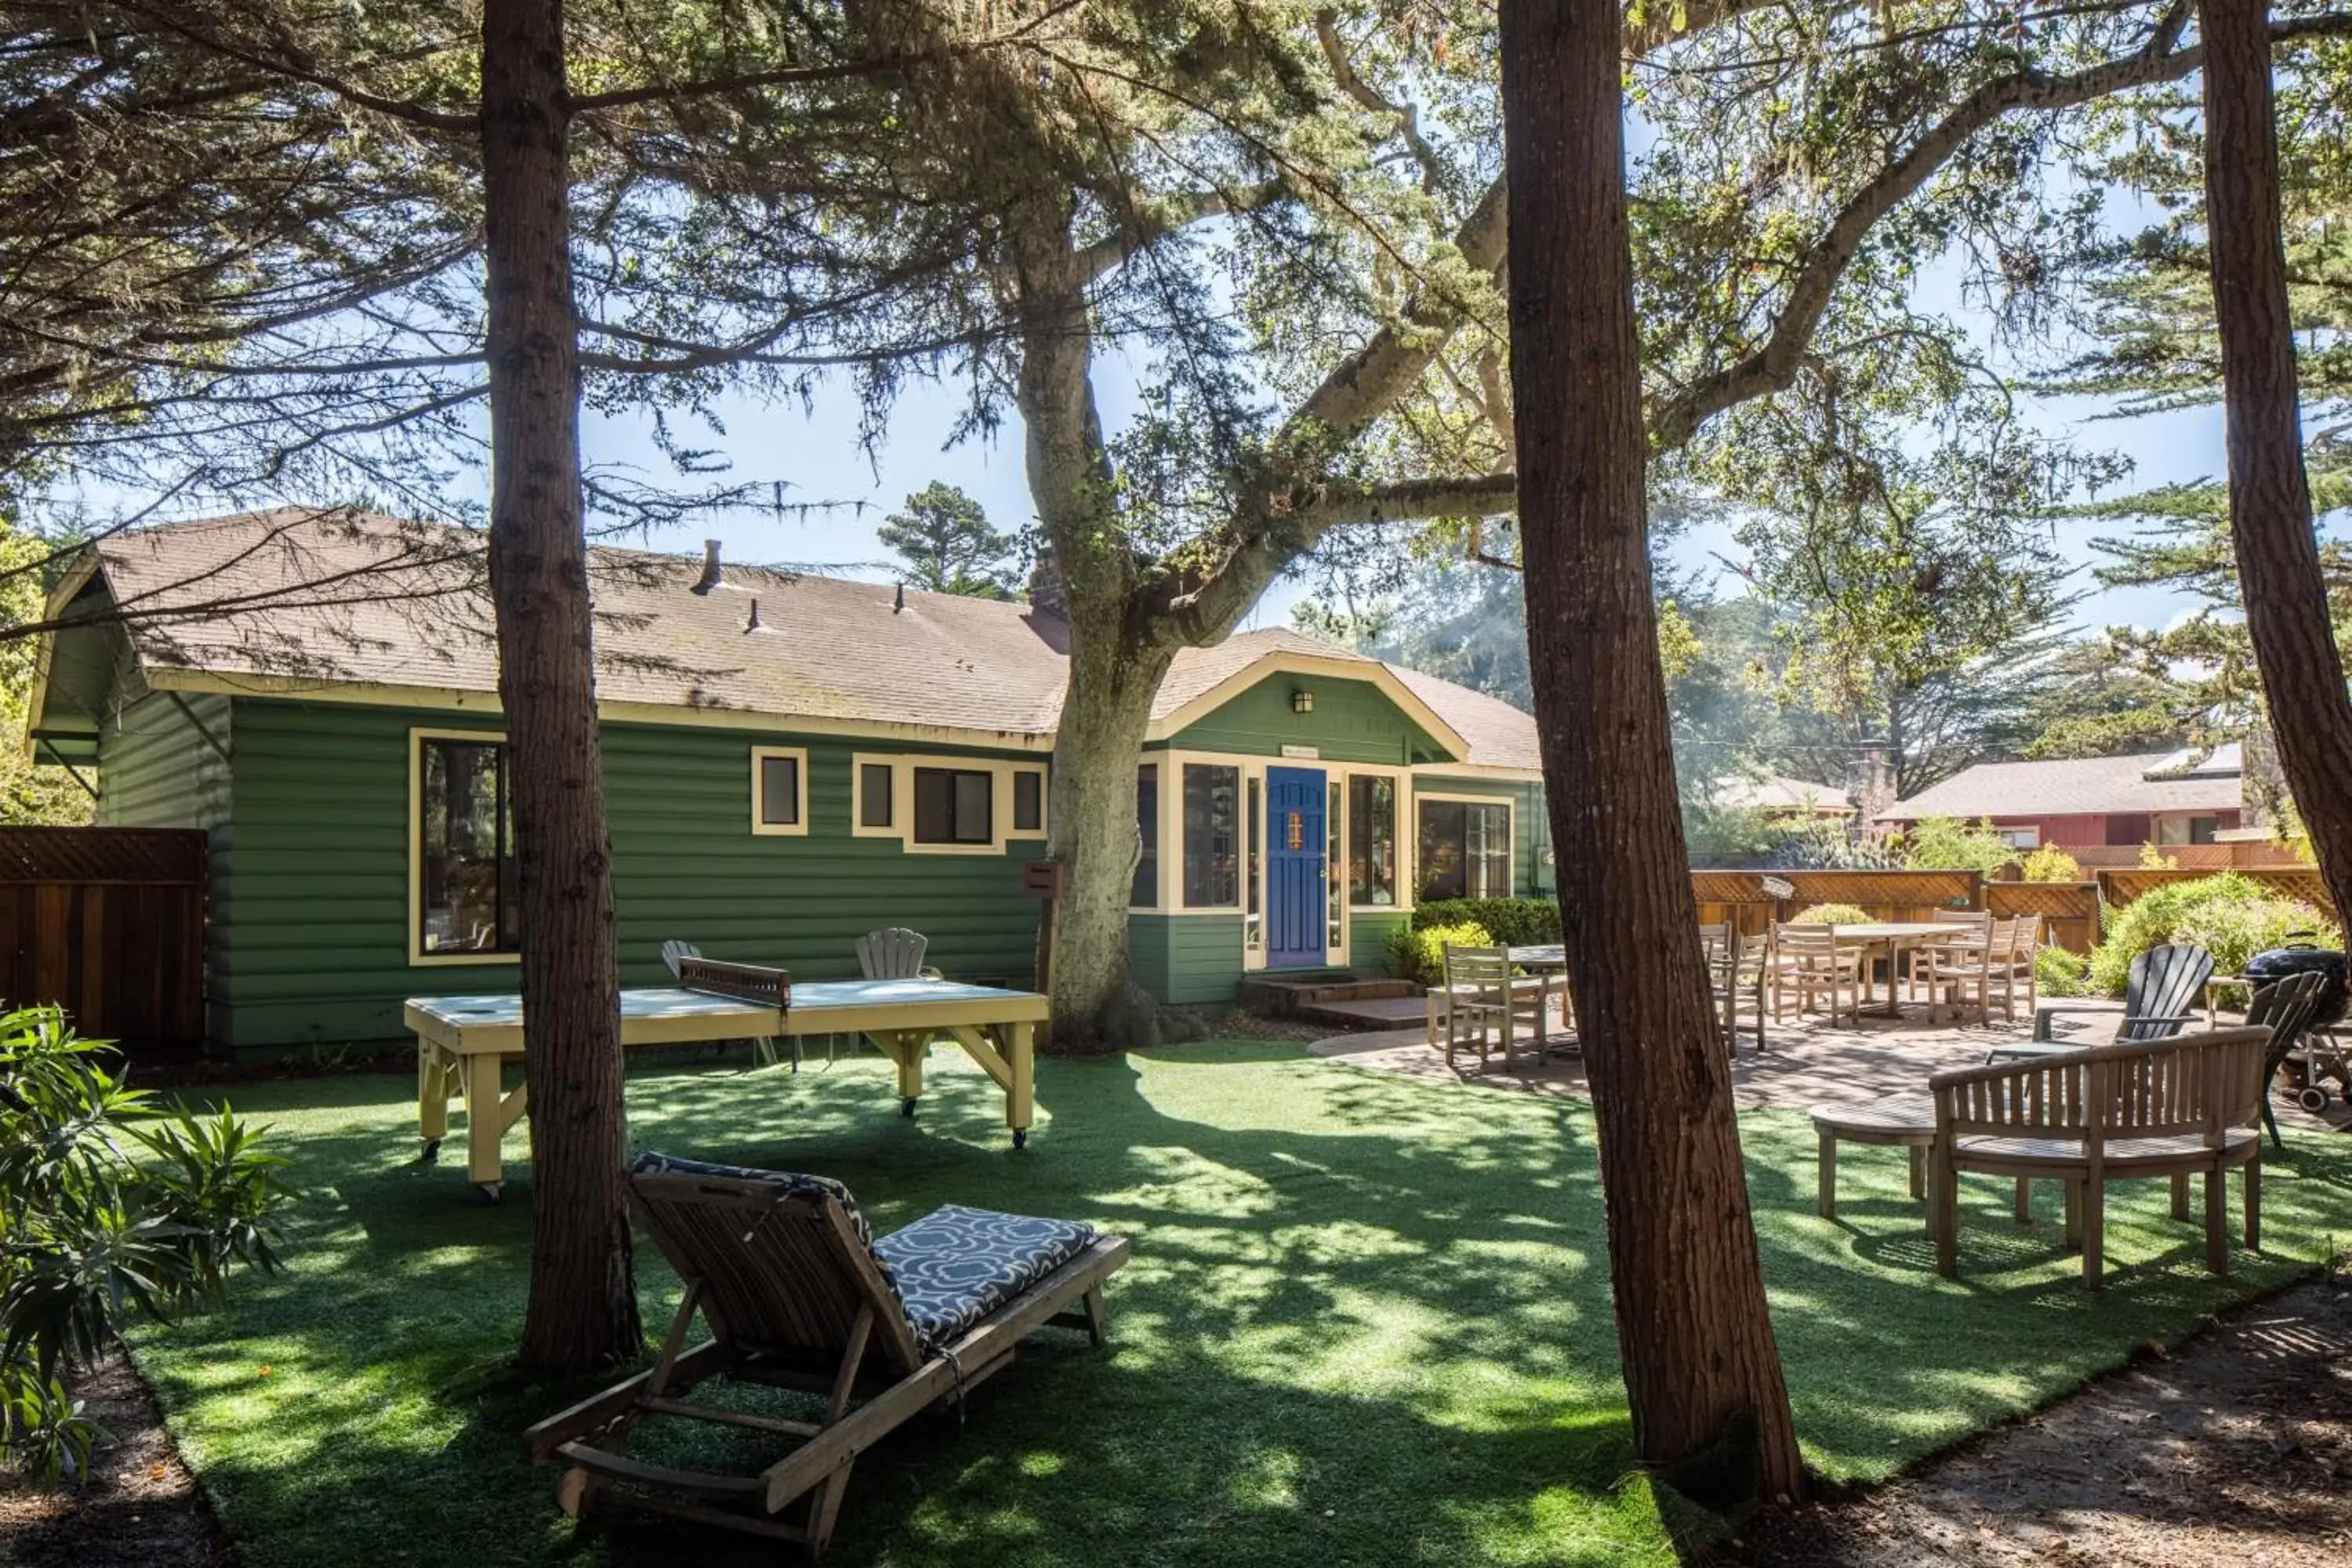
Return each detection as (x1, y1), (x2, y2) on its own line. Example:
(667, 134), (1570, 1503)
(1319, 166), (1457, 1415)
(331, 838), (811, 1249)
(2299, 1086), (2331, 1113)
(420, 1138), (441, 1165)
(1011, 1129), (1028, 1150)
(901, 1096), (920, 1118)
(477, 1182), (503, 1205)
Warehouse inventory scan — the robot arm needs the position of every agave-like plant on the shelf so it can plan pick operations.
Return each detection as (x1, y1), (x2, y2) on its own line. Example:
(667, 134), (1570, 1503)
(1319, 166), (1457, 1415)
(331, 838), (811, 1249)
(0, 1007), (292, 1482)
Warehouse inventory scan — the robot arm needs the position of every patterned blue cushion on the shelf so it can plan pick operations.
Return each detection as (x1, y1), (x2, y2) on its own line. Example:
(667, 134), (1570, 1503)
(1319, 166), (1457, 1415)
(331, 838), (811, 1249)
(873, 1204), (1098, 1352)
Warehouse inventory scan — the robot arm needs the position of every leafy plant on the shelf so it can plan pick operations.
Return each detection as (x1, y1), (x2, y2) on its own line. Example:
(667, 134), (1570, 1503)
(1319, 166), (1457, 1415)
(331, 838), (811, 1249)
(2137, 843), (2181, 869)
(1410, 898), (1559, 946)
(2019, 844), (2084, 883)
(2034, 944), (2092, 997)
(2088, 874), (2340, 996)
(1789, 902), (1875, 925)
(1388, 920), (1493, 988)
(0, 1007), (292, 1482)
(1895, 817), (2017, 878)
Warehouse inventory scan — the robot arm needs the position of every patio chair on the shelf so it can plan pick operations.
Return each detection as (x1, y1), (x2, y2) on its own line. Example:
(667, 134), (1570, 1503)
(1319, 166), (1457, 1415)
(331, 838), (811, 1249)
(525, 1153), (1129, 1557)
(1700, 923), (1765, 1054)
(1438, 943), (1554, 1073)
(1904, 909), (1989, 1003)
(2247, 970), (2329, 1149)
(1922, 916), (2039, 1026)
(661, 938), (702, 978)
(1988, 942), (2213, 1065)
(1770, 924), (1863, 1028)
(855, 927), (945, 982)
(1929, 1025), (2270, 1290)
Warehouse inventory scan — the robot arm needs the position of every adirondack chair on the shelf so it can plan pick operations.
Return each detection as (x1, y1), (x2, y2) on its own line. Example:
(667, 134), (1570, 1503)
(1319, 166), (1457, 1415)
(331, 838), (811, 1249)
(662, 939), (794, 1069)
(2247, 970), (2329, 1149)
(661, 938), (702, 978)
(1988, 942), (2213, 1064)
(855, 927), (944, 982)
(525, 1153), (1129, 1556)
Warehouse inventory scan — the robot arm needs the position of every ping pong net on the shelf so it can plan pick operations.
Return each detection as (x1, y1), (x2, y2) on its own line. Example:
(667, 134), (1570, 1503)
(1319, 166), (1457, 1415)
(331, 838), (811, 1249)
(675, 956), (792, 1011)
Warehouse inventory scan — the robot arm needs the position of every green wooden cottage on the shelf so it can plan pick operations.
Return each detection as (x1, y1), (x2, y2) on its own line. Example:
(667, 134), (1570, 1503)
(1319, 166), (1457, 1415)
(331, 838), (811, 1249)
(29, 510), (1551, 1051)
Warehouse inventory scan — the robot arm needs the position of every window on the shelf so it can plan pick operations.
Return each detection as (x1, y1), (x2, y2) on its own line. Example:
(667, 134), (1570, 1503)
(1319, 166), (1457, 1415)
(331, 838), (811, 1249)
(1327, 780), (1346, 952)
(1132, 764), (1160, 907)
(913, 767), (993, 844)
(1013, 770), (1045, 833)
(1245, 775), (1262, 952)
(1182, 764), (1240, 907)
(858, 762), (895, 829)
(1348, 775), (1398, 906)
(417, 736), (517, 957)
(1997, 825), (2040, 850)
(2190, 815), (2219, 846)
(1417, 798), (1512, 902)
(751, 746), (807, 834)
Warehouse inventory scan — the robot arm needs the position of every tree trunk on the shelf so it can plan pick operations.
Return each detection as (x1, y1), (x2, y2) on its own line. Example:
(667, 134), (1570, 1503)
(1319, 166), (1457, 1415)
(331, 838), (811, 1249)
(2200, 0), (2352, 909)
(1500, 0), (1803, 1511)
(480, 0), (640, 1372)
(1013, 216), (1167, 1051)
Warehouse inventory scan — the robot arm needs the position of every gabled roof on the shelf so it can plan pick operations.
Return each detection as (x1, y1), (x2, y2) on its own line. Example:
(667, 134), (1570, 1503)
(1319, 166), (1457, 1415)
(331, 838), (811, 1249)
(1715, 774), (1855, 814)
(1881, 750), (2243, 822)
(38, 509), (1530, 769)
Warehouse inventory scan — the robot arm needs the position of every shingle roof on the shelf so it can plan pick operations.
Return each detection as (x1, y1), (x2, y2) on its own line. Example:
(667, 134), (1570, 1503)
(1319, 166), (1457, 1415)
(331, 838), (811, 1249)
(1716, 774), (1854, 814)
(70, 510), (1540, 768)
(1881, 752), (2243, 821)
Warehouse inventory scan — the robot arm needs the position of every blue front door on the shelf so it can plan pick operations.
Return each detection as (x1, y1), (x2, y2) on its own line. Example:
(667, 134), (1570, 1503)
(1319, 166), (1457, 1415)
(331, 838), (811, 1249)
(1266, 767), (1327, 969)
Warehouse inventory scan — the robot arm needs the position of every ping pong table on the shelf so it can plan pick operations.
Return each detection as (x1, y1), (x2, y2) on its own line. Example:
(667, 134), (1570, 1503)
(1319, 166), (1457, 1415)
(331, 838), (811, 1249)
(407, 979), (1049, 1199)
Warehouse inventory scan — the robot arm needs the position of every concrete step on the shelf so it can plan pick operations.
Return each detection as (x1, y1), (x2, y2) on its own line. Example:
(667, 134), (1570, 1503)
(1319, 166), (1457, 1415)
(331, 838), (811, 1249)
(1294, 994), (1428, 1032)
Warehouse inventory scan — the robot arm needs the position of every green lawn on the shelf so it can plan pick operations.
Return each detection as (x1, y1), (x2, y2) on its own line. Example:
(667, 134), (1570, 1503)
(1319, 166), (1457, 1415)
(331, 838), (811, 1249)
(128, 1043), (2352, 1567)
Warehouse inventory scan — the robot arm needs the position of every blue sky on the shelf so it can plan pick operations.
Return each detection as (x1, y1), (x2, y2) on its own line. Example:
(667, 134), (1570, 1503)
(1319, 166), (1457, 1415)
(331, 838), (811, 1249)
(575, 358), (2230, 640)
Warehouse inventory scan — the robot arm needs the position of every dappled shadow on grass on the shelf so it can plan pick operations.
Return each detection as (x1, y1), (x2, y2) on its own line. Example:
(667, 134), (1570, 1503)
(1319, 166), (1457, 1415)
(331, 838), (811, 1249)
(129, 1044), (2352, 1567)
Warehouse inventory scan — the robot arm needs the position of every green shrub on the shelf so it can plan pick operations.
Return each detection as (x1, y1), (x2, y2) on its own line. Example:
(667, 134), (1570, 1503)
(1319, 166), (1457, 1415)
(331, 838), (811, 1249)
(2088, 873), (2340, 996)
(1896, 816), (2017, 878)
(1388, 920), (1493, 988)
(1410, 898), (1559, 946)
(2020, 844), (2084, 883)
(2034, 944), (2091, 997)
(1789, 902), (1875, 926)
(0, 1007), (292, 1481)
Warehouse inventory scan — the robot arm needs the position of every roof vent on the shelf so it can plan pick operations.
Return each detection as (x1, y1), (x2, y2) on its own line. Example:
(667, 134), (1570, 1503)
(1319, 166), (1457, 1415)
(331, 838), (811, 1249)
(691, 539), (723, 595)
(893, 582), (906, 614)
(744, 597), (762, 633)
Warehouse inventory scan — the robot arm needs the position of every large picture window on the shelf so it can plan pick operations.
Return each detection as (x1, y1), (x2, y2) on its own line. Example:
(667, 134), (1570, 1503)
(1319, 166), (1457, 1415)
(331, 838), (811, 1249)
(1182, 763), (1240, 907)
(1132, 764), (1160, 907)
(1348, 775), (1398, 906)
(1417, 798), (1512, 902)
(913, 767), (993, 844)
(418, 736), (517, 956)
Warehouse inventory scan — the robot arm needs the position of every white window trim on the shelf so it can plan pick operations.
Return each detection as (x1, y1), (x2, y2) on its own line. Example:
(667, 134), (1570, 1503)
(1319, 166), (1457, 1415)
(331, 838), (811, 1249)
(851, 753), (1047, 857)
(1131, 758), (1171, 914)
(750, 745), (810, 836)
(1413, 789), (1518, 902)
(407, 726), (520, 967)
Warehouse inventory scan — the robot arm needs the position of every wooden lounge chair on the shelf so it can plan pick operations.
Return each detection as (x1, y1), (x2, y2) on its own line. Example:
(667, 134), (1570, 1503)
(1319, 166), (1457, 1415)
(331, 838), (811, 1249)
(1929, 1025), (2270, 1290)
(525, 1153), (1130, 1556)
(1987, 942), (2213, 1064)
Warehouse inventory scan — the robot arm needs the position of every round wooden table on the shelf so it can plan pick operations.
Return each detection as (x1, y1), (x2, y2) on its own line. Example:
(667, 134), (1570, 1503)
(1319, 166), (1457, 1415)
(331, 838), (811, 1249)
(1809, 1092), (1936, 1220)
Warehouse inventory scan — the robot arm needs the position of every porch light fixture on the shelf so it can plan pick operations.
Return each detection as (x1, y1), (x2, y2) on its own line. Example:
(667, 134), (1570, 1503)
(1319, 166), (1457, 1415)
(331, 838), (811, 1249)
(1291, 688), (1314, 714)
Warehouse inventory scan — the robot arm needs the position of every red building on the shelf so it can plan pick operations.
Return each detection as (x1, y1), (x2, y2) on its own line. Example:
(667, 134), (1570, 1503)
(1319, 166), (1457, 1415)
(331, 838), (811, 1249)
(1878, 747), (2244, 854)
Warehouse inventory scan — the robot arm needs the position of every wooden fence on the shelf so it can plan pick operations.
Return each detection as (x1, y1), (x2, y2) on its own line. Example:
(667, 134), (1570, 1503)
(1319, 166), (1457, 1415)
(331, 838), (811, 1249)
(2062, 843), (2308, 872)
(1985, 881), (2100, 954)
(0, 827), (207, 1052)
(1690, 868), (1980, 940)
(2097, 865), (2334, 917)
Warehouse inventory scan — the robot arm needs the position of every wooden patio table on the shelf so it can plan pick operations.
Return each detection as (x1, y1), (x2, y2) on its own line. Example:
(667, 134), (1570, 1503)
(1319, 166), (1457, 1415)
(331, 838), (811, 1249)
(1808, 1092), (1937, 1221)
(1831, 922), (1967, 1018)
(407, 978), (1048, 1199)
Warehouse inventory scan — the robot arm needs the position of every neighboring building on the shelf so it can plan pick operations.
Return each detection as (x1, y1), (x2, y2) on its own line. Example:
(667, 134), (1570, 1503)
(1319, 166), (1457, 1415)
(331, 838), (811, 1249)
(1878, 747), (2245, 851)
(28, 511), (1550, 1049)
(1711, 774), (1855, 817)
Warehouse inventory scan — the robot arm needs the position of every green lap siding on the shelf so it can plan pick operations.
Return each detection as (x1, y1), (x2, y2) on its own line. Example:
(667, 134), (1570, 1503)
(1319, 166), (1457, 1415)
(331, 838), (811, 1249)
(1162, 677), (1447, 764)
(1125, 915), (1244, 1006)
(1349, 910), (1410, 977)
(95, 693), (232, 831)
(212, 699), (1045, 1051)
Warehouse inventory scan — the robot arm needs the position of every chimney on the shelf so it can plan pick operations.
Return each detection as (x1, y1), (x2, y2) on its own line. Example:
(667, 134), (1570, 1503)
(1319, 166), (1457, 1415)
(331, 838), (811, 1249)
(691, 539), (723, 595)
(1027, 546), (1069, 620)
